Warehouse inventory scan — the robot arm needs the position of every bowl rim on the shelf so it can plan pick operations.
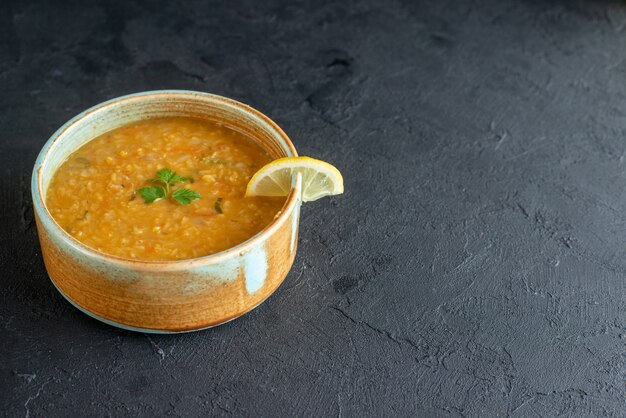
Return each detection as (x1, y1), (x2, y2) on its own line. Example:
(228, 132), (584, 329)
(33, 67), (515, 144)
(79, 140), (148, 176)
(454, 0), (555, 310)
(31, 90), (302, 270)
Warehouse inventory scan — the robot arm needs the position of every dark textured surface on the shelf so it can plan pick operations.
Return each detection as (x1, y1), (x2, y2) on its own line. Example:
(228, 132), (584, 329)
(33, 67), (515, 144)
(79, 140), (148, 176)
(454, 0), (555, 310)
(1, 0), (625, 416)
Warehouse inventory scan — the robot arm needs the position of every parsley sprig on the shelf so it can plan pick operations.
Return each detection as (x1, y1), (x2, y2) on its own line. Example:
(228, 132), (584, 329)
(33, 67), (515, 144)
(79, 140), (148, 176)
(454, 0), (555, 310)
(138, 168), (201, 205)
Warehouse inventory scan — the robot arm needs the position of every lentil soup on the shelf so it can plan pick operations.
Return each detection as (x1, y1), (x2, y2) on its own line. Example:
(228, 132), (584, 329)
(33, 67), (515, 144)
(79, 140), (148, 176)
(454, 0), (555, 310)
(45, 117), (286, 261)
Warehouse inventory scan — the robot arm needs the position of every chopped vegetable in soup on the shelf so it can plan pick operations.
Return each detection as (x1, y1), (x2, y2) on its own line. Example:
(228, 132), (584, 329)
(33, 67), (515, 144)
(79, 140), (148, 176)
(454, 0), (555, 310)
(45, 117), (287, 261)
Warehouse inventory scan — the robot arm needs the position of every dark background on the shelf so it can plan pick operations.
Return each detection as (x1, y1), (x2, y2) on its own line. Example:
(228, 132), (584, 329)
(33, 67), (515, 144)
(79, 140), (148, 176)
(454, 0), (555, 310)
(1, 0), (625, 416)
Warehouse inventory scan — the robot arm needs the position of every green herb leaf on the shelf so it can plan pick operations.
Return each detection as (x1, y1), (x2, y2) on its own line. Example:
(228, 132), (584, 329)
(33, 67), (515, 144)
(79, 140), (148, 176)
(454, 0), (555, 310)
(155, 168), (175, 184)
(139, 186), (166, 203)
(214, 197), (223, 214)
(172, 188), (201, 205)
(138, 168), (200, 205)
(152, 168), (186, 185)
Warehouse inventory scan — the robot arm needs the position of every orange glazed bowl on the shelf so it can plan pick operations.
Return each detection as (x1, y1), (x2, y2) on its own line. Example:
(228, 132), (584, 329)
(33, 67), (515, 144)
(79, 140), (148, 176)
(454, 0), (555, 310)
(31, 90), (302, 333)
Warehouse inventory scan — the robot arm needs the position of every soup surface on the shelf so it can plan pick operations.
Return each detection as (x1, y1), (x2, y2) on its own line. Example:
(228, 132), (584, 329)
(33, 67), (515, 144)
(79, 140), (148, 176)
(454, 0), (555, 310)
(46, 117), (286, 261)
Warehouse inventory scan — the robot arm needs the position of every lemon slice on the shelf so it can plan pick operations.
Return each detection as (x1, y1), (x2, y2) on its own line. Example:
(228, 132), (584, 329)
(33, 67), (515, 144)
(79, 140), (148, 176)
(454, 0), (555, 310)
(246, 156), (344, 202)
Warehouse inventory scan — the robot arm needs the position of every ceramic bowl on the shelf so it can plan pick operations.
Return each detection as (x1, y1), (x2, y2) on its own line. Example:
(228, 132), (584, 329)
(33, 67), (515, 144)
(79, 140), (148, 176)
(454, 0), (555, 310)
(31, 90), (302, 333)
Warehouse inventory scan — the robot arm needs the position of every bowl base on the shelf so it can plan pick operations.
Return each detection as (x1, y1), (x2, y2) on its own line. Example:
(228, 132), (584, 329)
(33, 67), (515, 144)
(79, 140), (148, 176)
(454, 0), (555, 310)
(48, 277), (237, 334)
